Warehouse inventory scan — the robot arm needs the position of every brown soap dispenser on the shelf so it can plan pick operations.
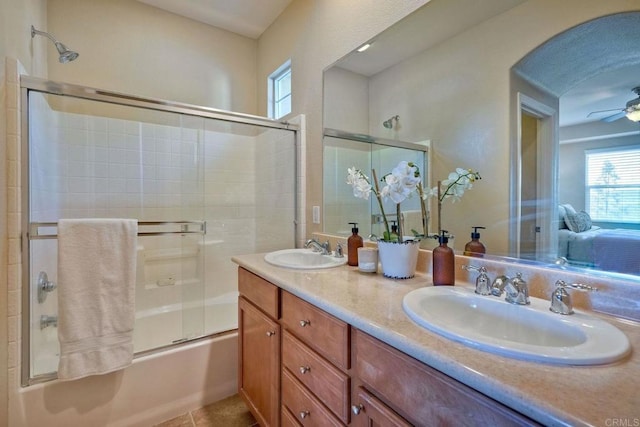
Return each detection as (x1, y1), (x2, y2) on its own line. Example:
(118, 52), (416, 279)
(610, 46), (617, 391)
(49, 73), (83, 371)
(464, 226), (486, 257)
(347, 222), (364, 266)
(433, 230), (455, 286)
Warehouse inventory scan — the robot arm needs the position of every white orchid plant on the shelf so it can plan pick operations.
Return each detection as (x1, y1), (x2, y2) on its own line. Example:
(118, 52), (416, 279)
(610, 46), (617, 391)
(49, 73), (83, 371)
(428, 168), (482, 236)
(347, 163), (481, 243)
(347, 161), (421, 243)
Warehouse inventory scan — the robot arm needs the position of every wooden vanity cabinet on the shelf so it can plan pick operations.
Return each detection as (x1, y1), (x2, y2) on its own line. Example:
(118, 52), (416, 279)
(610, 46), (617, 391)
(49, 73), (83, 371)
(238, 268), (539, 427)
(352, 329), (540, 427)
(238, 268), (280, 426)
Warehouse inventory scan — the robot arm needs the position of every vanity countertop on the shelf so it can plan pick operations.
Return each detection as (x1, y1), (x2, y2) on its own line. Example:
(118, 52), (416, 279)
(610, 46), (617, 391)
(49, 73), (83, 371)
(233, 253), (640, 427)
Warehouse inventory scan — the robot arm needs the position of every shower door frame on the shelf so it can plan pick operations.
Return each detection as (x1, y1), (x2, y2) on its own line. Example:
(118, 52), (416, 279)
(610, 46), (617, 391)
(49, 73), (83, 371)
(20, 76), (300, 385)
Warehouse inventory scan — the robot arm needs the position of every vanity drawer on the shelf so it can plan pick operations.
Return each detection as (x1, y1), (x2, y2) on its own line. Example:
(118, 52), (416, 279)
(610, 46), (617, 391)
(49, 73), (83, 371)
(281, 405), (302, 427)
(354, 329), (539, 426)
(282, 368), (344, 427)
(281, 291), (350, 370)
(238, 267), (279, 318)
(282, 331), (350, 424)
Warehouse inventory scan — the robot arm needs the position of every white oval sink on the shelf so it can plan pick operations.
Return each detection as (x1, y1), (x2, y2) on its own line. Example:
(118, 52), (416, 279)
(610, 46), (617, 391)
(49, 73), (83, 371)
(402, 286), (630, 365)
(264, 249), (347, 269)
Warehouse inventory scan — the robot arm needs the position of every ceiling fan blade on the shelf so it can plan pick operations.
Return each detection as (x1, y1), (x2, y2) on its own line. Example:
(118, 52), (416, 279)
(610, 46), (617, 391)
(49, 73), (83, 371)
(602, 111), (627, 122)
(586, 108), (623, 118)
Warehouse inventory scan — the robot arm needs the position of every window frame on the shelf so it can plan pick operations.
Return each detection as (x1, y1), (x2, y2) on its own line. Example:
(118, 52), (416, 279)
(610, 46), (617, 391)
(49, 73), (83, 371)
(268, 59), (291, 120)
(585, 144), (640, 224)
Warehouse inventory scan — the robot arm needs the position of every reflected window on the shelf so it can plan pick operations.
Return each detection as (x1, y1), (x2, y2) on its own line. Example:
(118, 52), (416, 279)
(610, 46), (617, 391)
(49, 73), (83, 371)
(586, 145), (640, 223)
(268, 59), (291, 119)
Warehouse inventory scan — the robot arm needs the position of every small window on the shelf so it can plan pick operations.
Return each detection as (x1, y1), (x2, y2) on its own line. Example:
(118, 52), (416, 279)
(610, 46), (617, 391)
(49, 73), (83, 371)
(268, 60), (291, 119)
(585, 145), (640, 223)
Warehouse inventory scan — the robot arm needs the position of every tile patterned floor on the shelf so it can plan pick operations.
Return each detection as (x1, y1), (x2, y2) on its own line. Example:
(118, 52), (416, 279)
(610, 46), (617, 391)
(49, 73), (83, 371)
(154, 394), (257, 427)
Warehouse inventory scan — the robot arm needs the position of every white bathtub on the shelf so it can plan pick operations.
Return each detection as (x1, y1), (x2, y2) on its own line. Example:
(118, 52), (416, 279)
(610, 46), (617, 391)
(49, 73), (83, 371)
(31, 291), (239, 376)
(134, 291), (239, 352)
(13, 331), (239, 426)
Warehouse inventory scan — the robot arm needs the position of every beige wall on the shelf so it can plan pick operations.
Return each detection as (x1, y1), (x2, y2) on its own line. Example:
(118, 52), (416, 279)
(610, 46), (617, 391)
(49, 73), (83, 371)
(1, 0), (47, 423)
(258, 0), (431, 236)
(0, 0), (47, 75)
(46, 0), (258, 113)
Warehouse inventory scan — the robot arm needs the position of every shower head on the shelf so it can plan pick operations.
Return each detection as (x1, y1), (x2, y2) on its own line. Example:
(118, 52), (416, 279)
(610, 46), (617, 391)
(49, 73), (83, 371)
(31, 25), (79, 63)
(383, 115), (399, 129)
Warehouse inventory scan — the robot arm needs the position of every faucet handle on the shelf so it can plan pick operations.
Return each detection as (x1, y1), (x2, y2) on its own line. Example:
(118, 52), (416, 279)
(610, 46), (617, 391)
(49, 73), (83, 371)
(334, 242), (344, 258)
(462, 265), (491, 295)
(550, 280), (598, 315)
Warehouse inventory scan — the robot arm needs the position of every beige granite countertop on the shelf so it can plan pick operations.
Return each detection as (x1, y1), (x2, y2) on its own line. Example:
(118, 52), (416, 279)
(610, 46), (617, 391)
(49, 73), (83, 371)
(233, 252), (640, 427)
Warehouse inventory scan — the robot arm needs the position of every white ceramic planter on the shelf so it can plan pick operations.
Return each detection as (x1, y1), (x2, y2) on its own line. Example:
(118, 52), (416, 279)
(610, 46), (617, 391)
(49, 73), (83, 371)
(377, 240), (420, 279)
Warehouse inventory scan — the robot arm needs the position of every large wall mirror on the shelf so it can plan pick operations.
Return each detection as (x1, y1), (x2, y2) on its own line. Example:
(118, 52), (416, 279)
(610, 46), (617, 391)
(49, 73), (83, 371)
(322, 0), (640, 282)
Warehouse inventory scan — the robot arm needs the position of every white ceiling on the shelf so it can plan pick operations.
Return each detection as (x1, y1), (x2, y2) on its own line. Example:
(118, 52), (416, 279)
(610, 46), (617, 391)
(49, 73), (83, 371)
(136, 0), (292, 39)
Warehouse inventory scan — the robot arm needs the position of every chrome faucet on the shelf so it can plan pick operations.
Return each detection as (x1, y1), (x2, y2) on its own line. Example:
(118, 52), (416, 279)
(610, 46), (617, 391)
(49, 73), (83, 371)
(549, 280), (598, 315)
(491, 273), (529, 305)
(461, 265), (491, 295)
(305, 238), (331, 255)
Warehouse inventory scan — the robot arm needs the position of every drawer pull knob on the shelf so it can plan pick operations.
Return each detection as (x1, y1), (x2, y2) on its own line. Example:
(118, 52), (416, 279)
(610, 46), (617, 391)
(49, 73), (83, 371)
(265, 331), (276, 337)
(299, 410), (310, 419)
(299, 319), (310, 327)
(299, 366), (311, 374)
(352, 404), (364, 415)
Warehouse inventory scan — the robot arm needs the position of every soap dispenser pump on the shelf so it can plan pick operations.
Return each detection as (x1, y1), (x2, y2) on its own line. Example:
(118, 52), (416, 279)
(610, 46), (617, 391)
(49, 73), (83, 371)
(433, 230), (455, 286)
(347, 222), (364, 266)
(464, 226), (486, 257)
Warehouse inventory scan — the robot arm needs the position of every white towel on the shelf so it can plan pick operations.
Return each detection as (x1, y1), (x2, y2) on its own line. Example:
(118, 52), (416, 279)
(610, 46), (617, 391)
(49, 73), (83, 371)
(57, 218), (138, 380)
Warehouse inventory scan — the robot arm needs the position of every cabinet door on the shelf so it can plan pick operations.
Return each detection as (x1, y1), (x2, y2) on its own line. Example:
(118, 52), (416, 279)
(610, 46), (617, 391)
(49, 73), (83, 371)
(239, 297), (280, 426)
(351, 387), (411, 427)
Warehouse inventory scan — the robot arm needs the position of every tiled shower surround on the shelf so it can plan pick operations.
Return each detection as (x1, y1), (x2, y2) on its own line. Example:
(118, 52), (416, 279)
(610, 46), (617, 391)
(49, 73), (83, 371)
(26, 91), (296, 377)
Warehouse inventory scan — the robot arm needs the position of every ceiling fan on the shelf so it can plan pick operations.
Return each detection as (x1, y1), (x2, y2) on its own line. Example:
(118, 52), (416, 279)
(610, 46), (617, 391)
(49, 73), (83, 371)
(587, 86), (640, 122)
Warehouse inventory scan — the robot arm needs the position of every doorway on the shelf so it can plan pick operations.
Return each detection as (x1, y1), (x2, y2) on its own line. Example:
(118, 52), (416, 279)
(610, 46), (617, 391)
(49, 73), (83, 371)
(516, 93), (558, 261)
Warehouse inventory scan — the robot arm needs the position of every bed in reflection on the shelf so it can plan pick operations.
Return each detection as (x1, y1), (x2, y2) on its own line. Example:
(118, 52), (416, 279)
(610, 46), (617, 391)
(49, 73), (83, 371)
(557, 204), (640, 275)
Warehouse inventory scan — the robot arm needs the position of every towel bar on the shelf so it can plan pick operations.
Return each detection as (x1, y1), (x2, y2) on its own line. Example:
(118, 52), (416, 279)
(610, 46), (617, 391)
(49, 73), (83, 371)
(28, 220), (207, 240)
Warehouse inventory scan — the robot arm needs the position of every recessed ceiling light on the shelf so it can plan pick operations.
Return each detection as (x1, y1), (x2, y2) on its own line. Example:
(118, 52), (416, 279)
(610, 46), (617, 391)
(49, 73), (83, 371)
(356, 43), (371, 53)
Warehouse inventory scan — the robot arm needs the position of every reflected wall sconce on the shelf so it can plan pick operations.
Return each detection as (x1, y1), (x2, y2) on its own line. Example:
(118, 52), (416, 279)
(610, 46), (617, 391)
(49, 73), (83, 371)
(383, 115), (399, 129)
